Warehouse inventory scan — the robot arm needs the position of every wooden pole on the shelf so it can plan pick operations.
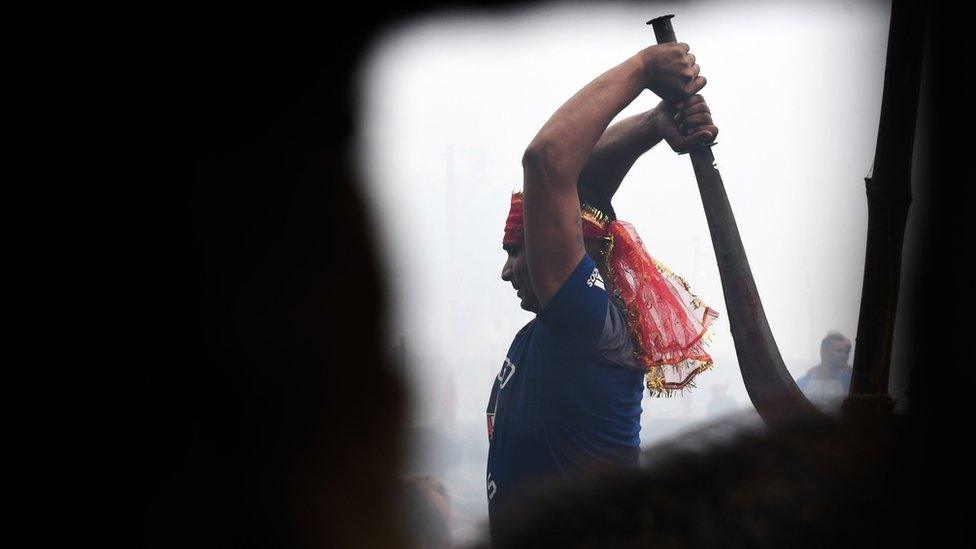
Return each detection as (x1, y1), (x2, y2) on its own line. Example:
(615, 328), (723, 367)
(846, 0), (927, 416)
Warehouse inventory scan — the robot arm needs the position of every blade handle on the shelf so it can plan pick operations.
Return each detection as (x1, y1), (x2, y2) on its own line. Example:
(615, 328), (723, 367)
(648, 14), (713, 154)
(647, 14), (677, 44)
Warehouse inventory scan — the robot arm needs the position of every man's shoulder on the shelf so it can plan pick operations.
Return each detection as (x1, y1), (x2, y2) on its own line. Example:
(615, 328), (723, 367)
(535, 255), (609, 347)
(596, 297), (641, 371)
(796, 365), (819, 387)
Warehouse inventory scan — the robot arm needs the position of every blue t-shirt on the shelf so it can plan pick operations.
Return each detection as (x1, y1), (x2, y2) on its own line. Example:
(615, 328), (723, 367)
(796, 365), (852, 409)
(486, 254), (644, 524)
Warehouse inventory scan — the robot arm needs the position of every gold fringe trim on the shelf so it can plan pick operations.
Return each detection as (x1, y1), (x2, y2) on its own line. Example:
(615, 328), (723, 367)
(645, 358), (714, 398)
(580, 202), (611, 230)
(607, 232), (718, 398)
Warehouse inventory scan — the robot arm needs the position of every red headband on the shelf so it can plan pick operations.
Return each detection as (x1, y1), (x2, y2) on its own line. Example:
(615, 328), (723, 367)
(502, 192), (525, 246)
(501, 190), (719, 396)
(503, 192), (608, 246)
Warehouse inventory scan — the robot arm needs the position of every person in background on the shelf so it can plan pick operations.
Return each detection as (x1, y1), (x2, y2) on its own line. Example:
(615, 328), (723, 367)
(796, 331), (853, 409)
(401, 476), (453, 549)
(706, 380), (738, 417)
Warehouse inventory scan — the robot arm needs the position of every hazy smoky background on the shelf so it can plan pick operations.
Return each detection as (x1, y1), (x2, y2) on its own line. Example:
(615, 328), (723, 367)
(355, 0), (891, 543)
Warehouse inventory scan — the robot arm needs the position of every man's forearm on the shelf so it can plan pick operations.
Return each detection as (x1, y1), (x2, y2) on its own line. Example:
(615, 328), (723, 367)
(577, 108), (665, 215)
(523, 54), (646, 192)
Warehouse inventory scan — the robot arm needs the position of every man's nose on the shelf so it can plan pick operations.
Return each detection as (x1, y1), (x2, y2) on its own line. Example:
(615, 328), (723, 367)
(501, 259), (513, 282)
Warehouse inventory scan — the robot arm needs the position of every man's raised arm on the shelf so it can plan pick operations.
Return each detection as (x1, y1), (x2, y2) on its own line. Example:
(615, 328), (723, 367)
(522, 43), (704, 308)
(578, 95), (719, 218)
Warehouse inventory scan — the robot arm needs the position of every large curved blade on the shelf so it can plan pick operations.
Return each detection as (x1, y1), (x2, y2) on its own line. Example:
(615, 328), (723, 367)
(648, 14), (818, 424)
(690, 148), (819, 423)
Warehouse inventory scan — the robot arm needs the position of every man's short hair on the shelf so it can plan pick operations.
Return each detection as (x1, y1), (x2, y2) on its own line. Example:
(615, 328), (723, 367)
(820, 330), (849, 353)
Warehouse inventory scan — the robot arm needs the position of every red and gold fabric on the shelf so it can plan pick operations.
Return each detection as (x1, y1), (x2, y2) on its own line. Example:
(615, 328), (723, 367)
(503, 191), (718, 396)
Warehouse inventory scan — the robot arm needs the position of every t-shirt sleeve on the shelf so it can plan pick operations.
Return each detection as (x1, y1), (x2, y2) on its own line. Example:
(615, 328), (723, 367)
(536, 254), (608, 351)
(598, 297), (642, 372)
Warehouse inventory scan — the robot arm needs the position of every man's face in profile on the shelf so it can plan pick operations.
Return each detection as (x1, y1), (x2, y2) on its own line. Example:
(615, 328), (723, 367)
(501, 244), (540, 313)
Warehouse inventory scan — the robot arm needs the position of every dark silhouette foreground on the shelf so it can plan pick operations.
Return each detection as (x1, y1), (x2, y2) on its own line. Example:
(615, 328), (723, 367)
(480, 413), (920, 548)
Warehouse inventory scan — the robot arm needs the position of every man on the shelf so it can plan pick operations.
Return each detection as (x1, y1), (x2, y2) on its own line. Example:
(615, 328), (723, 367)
(486, 42), (719, 534)
(796, 331), (853, 409)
